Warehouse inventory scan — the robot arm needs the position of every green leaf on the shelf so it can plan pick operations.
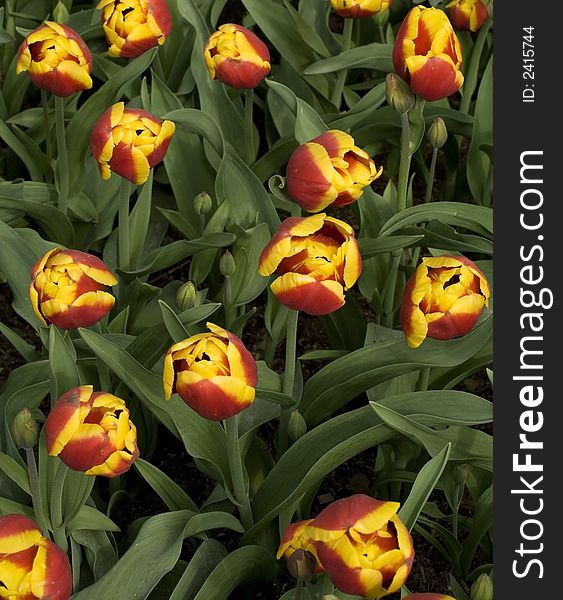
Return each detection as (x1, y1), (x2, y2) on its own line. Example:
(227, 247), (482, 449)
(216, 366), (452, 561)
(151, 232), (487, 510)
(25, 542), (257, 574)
(301, 317), (492, 425)
(163, 108), (224, 158)
(48, 326), (80, 402)
(395, 442), (451, 530)
(193, 546), (276, 599)
(460, 485), (493, 576)
(0, 321), (40, 362)
(67, 505), (120, 533)
(265, 80), (328, 144)
(134, 458), (199, 512)
(129, 174), (153, 268)
(302, 42), (393, 75)
(379, 201), (493, 238)
(0, 452), (30, 494)
(358, 235), (424, 259)
(72, 511), (194, 600)
(168, 540), (227, 600)
(215, 144), (280, 234)
(158, 300), (190, 343)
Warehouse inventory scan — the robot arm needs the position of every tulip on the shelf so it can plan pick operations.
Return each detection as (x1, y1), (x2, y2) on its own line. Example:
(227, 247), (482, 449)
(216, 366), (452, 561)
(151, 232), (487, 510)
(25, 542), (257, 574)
(286, 130), (382, 213)
(258, 214), (362, 316)
(45, 386), (139, 477)
(307, 494), (414, 599)
(90, 101), (175, 185)
(163, 322), (258, 421)
(97, 0), (172, 58)
(392, 6), (464, 102)
(0, 514), (72, 600)
(15, 21), (92, 97)
(277, 519), (320, 579)
(29, 248), (117, 330)
(446, 0), (489, 32)
(204, 23), (271, 89)
(331, 0), (392, 19)
(400, 255), (491, 349)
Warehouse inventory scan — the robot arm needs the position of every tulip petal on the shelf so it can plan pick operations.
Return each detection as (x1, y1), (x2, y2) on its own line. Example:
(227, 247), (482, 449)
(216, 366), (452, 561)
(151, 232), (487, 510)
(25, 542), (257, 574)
(406, 55), (464, 102)
(30, 539), (72, 600)
(271, 273), (345, 316)
(175, 372), (255, 420)
(0, 515), (42, 554)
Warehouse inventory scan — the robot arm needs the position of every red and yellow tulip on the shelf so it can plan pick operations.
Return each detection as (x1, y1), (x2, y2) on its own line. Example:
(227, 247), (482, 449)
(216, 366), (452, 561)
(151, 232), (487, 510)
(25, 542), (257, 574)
(90, 101), (175, 185)
(204, 23), (271, 89)
(258, 214), (362, 316)
(163, 323), (258, 421)
(446, 0), (489, 32)
(392, 6), (464, 102)
(400, 255), (491, 349)
(277, 519), (319, 564)
(307, 494), (414, 599)
(331, 0), (392, 19)
(15, 21), (92, 97)
(45, 386), (139, 477)
(286, 130), (381, 213)
(29, 248), (117, 330)
(0, 514), (72, 600)
(97, 0), (172, 58)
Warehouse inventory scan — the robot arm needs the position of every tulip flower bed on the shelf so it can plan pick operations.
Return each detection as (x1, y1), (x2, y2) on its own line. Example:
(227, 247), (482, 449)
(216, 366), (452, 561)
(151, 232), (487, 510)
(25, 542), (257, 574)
(0, 1), (493, 599)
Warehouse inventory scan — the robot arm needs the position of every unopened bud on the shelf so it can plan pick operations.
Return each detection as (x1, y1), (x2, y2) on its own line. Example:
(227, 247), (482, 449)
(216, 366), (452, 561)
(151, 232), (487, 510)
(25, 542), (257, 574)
(219, 250), (236, 277)
(193, 192), (212, 216)
(176, 281), (197, 311)
(288, 411), (307, 441)
(322, 596), (339, 600)
(386, 73), (415, 115)
(470, 573), (493, 600)
(428, 117), (448, 149)
(286, 549), (317, 580)
(53, 1), (70, 23)
(12, 408), (39, 449)
(453, 463), (470, 486)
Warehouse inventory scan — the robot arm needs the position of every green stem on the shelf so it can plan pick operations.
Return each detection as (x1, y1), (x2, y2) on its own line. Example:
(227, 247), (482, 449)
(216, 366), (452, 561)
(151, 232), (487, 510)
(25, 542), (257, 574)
(331, 17), (354, 107)
(424, 148), (438, 204)
(244, 88), (255, 165)
(41, 90), (53, 171)
(50, 461), (67, 529)
(397, 111), (412, 212)
(93, 321), (112, 390)
(382, 250), (402, 328)
(224, 275), (235, 330)
(25, 448), (51, 539)
(118, 178), (131, 271)
(277, 309), (299, 458)
(295, 578), (304, 600)
(416, 366), (430, 392)
(55, 96), (69, 215)
(224, 415), (253, 530)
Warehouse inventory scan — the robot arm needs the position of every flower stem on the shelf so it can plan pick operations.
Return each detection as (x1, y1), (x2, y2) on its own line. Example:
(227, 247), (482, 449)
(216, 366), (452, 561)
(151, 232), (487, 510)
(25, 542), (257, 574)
(383, 250), (402, 328)
(397, 111), (412, 213)
(224, 275), (236, 330)
(41, 89), (53, 171)
(54, 96), (69, 215)
(244, 88), (255, 165)
(119, 178), (131, 271)
(277, 309), (299, 458)
(225, 415), (253, 530)
(25, 448), (51, 539)
(416, 366), (430, 392)
(331, 17), (354, 108)
(295, 578), (304, 600)
(424, 147), (438, 204)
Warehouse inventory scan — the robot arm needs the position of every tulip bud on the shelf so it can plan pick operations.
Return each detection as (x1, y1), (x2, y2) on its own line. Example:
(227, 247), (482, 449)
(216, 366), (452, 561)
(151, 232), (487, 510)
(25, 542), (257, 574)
(428, 117), (448, 149)
(386, 73), (415, 115)
(453, 463), (470, 485)
(288, 411), (307, 441)
(177, 281), (197, 311)
(287, 549), (317, 580)
(471, 573), (493, 600)
(194, 191), (212, 216)
(322, 596), (340, 600)
(12, 408), (39, 449)
(220, 250), (236, 278)
(53, 1), (70, 23)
